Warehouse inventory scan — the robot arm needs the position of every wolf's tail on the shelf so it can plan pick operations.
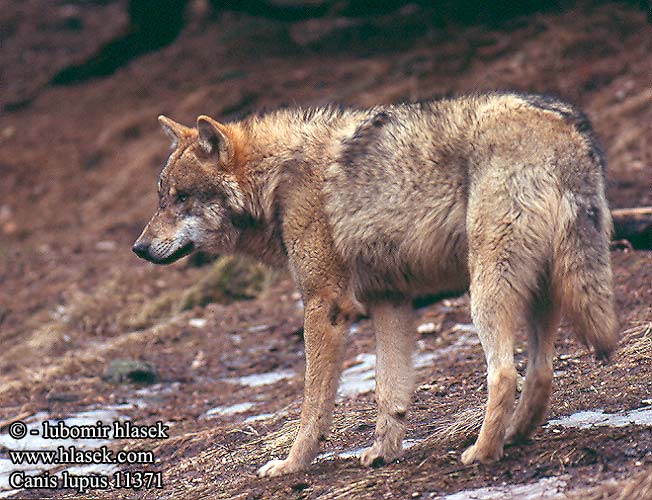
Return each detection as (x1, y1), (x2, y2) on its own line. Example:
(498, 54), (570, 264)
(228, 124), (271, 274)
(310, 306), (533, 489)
(552, 192), (618, 360)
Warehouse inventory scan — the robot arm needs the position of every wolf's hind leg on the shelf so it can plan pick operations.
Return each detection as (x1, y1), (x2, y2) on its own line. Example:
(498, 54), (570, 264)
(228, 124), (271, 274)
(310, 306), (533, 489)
(506, 287), (560, 443)
(361, 301), (415, 467)
(461, 169), (558, 464)
(461, 265), (522, 465)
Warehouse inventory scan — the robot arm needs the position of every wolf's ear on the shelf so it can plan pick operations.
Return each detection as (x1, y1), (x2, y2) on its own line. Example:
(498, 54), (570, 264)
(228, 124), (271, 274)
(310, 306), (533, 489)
(196, 115), (233, 163)
(158, 115), (191, 147)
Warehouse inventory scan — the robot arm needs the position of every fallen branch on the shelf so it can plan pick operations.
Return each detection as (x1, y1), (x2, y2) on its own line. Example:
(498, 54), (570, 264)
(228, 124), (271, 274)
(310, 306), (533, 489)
(612, 207), (652, 250)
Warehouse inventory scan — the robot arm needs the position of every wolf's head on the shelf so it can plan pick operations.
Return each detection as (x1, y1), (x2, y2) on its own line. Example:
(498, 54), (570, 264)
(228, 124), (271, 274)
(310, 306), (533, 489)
(132, 115), (248, 264)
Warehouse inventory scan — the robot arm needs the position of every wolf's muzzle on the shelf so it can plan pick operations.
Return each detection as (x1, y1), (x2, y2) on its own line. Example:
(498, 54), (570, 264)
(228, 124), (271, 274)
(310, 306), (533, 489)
(132, 240), (195, 265)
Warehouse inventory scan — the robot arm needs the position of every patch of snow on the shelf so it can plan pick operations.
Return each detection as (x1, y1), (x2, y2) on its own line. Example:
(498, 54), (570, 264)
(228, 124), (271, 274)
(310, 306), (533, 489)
(417, 322), (438, 334)
(134, 382), (181, 394)
(51, 304), (70, 322)
(338, 353), (376, 398)
(547, 405), (652, 429)
(0, 489), (22, 499)
(449, 323), (477, 334)
(243, 413), (276, 423)
(229, 369), (295, 388)
(318, 438), (423, 461)
(206, 402), (256, 418)
(414, 351), (436, 369)
(103, 401), (144, 411)
(63, 463), (119, 477)
(246, 324), (271, 333)
(189, 318), (207, 328)
(433, 476), (567, 500)
(338, 326), (480, 398)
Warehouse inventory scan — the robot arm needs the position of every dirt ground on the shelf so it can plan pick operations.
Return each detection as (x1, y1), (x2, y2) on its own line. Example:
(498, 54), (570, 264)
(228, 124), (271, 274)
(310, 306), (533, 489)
(0, 1), (650, 498)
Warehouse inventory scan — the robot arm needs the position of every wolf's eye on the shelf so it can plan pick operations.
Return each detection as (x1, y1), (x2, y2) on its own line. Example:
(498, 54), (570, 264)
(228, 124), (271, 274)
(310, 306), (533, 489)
(177, 193), (189, 203)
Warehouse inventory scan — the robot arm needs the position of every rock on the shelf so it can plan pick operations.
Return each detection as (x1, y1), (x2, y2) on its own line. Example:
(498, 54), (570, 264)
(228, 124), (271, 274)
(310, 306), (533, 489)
(103, 359), (158, 385)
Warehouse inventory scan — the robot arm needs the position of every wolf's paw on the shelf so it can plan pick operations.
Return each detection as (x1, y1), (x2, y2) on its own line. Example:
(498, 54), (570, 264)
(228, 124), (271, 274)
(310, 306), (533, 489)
(257, 458), (303, 477)
(360, 441), (403, 467)
(504, 424), (529, 446)
(460, 443), (502, 465)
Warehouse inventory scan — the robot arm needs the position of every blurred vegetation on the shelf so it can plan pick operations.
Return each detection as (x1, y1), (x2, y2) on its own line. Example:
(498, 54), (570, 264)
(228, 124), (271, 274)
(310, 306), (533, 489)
(178, 256), (280, 311)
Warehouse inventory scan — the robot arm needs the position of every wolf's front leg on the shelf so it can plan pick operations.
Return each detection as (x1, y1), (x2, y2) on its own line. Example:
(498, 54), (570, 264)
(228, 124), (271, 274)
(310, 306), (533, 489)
(361, 301), (415, 467)
(258, 295), (346, 477)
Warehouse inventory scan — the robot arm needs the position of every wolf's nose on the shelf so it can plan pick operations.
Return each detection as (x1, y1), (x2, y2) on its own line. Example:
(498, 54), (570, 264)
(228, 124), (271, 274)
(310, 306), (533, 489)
(132, 242), (150, 259)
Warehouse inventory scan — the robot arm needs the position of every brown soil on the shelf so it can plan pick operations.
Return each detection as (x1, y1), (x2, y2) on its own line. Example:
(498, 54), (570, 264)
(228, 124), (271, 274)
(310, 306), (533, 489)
(0, 1), (650, 499)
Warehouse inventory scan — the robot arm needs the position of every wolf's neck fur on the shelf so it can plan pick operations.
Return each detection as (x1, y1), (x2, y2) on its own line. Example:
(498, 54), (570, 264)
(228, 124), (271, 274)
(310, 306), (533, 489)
(240, 107), (367, 205)
(229, 108), (355, 265)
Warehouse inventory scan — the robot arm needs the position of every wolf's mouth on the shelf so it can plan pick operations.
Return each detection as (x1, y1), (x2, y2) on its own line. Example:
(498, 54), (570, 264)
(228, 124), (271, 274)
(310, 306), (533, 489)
(150, 241), (195, 265)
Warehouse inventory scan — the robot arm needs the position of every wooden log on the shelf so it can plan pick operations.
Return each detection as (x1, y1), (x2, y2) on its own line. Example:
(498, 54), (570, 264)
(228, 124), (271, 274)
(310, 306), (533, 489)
(611, 207), (652, 249)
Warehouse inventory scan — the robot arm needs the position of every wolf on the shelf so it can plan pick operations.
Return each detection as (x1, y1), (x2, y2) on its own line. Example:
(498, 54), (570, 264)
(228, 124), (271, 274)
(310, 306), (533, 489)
(133, 92), (617, 477)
